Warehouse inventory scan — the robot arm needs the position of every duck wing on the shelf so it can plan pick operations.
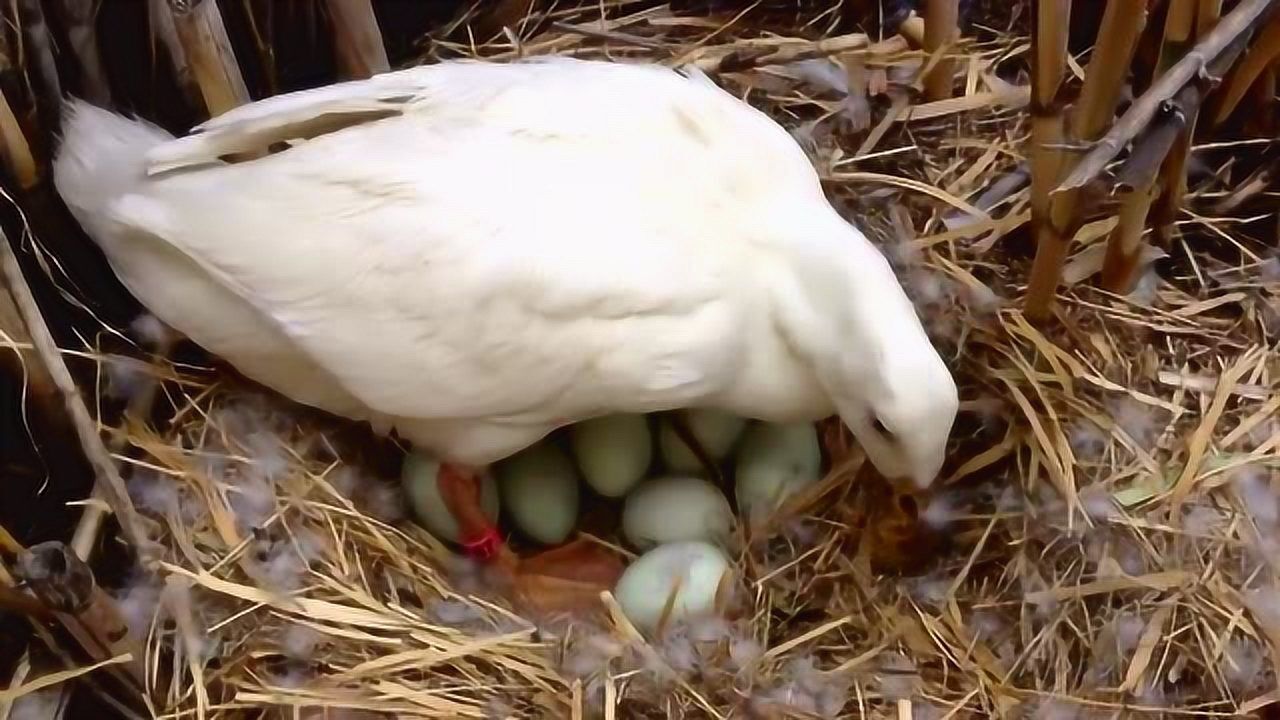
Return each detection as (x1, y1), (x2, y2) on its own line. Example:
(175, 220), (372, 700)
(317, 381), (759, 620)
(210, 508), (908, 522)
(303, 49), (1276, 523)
(112, 59), (820, 425)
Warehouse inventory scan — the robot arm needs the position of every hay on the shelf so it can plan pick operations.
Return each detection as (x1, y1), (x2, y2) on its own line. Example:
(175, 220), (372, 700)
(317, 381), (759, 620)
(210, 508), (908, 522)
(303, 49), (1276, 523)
(8, 1), (1280, 718)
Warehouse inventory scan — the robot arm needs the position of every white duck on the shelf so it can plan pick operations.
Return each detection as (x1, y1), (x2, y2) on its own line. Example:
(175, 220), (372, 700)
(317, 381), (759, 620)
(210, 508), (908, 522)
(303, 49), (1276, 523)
(53, 57), (958, 500)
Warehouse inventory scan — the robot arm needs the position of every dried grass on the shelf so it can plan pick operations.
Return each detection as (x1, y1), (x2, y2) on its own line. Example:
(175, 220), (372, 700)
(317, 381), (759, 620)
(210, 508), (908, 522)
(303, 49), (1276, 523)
(9, 1), (1280, 718)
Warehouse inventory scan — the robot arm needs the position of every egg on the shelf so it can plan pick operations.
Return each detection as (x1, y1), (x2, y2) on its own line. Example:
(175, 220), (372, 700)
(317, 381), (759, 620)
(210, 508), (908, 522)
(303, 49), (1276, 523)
(657, 408), (746, 474)
(401, 450), (499, 543)
(570, 414), (652, 497)
(733, 421), (822, 523)
(622, 476), (734, 550)
(496, 441), (580, 545)
(614, 541), (733, 633)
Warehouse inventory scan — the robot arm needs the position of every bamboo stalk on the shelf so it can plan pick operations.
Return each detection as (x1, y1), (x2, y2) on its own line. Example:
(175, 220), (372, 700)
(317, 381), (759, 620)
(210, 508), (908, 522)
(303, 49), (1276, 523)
(0, 51), (108, 720)
(898, 12), (926, 48)
(0, 552), (147, 716)
(1209, 7), (1280, 125)
(1024, 0), (1149, 320)
(55, 0), (113, 106)
(149, 0), (203, 109)
(1099, 199), (1163, 289)
(0, 84), (37, 190)
(15, 0), (64, 123)
(1100, 21), (1249, 292)
(1152, 0), (1223, 245)
(0, 74), (164, 584)
(168, 0), (251, 116)
(1054, 0), (1278, 196)
(1117, 89), (1201, 194)
(1132, 0), (1173, 93)
(1099, 118), (1183, 291)
(0, 297), (150, 711)
(1251, 63), (1278, 133)
(325, 0), (389, 79)
(1100, 0), (1201, 292)
(1101, 5), (1250, 292)
(1, 2), (249, 712)
(1197, 0), (1224, 33)
(1156, 0), (1198, 75)
(238, 0), (278, 96)
(923, 0), (960, 101)
(1028, 0), (1073, 310)
(15, 542), (148, 685)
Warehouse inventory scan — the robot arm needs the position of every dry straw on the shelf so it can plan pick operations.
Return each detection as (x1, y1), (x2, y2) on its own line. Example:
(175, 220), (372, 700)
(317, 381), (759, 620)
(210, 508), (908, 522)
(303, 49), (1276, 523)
(1, 1), (1278, 719)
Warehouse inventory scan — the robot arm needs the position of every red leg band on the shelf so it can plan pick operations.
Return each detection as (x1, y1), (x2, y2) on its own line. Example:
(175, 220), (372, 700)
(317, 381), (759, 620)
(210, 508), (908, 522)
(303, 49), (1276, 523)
(461, 525), (503, 562)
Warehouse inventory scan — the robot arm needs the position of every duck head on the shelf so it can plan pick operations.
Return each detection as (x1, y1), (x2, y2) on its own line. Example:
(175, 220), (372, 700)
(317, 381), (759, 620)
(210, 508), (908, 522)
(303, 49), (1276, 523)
(777, 211), (960, 490)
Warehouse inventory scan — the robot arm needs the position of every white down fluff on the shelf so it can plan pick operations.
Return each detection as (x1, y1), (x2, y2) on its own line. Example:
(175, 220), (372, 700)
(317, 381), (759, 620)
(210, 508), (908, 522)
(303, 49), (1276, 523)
(52, 57), (957, 480)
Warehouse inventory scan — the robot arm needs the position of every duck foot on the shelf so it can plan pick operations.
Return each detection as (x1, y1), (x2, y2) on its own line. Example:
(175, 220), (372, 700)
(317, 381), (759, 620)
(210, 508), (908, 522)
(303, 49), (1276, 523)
(435, 461), (505, 563)
(514, 538), (625, 615)
(435, 460), (623, 615)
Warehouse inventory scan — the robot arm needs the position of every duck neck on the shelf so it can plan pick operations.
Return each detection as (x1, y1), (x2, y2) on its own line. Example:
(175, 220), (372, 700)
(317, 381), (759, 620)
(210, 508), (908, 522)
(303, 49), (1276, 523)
(765, 216), (901, 415)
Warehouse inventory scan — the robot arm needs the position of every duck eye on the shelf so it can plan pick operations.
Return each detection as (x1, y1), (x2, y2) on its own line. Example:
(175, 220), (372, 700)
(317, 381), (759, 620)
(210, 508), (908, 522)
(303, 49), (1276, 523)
(871, 417), (895, 442)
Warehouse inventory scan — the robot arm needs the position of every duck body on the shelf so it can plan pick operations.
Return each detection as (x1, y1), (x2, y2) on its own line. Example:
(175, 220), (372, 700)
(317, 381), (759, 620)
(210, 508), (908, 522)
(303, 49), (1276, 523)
(53, 57), (952, 477)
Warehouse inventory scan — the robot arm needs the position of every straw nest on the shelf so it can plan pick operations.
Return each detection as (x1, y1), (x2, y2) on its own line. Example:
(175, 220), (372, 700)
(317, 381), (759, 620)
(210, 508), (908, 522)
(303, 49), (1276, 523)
(28, 2), (1280, 719)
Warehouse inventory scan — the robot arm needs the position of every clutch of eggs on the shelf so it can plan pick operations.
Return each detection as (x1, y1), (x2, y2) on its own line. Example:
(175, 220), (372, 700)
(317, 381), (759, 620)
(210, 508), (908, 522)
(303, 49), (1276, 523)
(399, 410), (822, 633)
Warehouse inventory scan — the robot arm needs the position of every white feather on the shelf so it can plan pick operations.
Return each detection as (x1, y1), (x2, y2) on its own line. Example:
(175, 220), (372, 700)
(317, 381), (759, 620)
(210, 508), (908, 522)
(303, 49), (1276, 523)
(130, 312), (175, 347)
(115, 573), (162, 641)
(1108, 396), (1163, 450)
(127, 469), (180, 516)
(227, 476), (275, 530)
(729, 635), (763, 670)
(9, 689), (64, 720)
(782, 60), (849, 96)
(1181, 504), (1225, 536)
(1068, 420), (1108, 461)
(242, 431), (290, 483)
(247, 537), (308, 591)
(1234, 467), (1278, 529)
(429, 598), (486, 627)
(1079, 484), (1119, 522)
(360, 481), (405, 523)
(1262, 254), (1280, 283)
(280, 624), (321, 660)
(103, 355), (151, 401)
(907, 570), (950, 607)
(875, 651), (918, 701)
(1221, 636), (1268, 694)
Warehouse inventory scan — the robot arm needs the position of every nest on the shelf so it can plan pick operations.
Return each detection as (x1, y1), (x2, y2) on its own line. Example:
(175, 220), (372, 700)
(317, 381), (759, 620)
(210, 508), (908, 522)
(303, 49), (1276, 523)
(4, 1), (1280, 719)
